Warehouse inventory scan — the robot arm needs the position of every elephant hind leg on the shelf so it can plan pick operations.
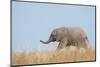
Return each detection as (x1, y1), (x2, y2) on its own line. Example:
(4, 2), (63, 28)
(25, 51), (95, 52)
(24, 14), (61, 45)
(82, 41), (88, 49)
(77, 41), (88, 49)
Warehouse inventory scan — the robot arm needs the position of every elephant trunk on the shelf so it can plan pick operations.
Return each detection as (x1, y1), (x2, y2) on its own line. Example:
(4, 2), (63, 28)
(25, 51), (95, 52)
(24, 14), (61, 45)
(40, 35), (53, 44)
(40, 40), (51, 44)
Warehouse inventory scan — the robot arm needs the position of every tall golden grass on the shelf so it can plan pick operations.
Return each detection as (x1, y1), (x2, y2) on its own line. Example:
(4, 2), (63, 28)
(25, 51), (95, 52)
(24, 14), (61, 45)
(12, 47), (95, 65)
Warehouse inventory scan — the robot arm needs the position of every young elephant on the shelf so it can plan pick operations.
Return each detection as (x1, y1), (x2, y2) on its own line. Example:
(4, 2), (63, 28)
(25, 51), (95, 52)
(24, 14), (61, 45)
(40, 27), (89, 51)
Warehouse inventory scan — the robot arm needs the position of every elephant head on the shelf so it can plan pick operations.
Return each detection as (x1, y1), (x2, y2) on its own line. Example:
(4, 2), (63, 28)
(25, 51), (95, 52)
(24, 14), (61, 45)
(40, 30), (58, 44)
(40, 28), (65, 44)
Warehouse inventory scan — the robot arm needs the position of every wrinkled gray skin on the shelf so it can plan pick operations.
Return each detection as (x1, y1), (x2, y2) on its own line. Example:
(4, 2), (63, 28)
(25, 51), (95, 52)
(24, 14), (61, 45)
(40, 27), (89, 51)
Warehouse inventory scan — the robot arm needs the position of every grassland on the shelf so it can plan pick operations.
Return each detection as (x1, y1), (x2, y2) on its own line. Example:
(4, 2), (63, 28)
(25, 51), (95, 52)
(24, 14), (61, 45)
(12, 47), (95, 65)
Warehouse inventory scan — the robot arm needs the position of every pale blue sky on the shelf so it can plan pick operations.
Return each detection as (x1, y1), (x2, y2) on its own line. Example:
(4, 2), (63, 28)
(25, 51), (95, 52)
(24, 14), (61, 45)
(12, 1), (95, 51)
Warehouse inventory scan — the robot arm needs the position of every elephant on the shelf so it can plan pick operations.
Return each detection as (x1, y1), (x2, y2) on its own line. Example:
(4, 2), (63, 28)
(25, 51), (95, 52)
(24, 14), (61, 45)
(40, 27), (89, 51)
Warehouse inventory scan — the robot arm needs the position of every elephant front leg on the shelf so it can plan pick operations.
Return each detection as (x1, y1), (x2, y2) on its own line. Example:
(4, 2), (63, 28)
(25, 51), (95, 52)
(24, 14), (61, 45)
(56, 39), (68, 51)
(51, 39), (68, 60)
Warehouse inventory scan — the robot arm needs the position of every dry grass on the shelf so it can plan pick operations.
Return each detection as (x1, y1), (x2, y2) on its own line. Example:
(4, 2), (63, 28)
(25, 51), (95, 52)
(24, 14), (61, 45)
(12, 47), (95, 65)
